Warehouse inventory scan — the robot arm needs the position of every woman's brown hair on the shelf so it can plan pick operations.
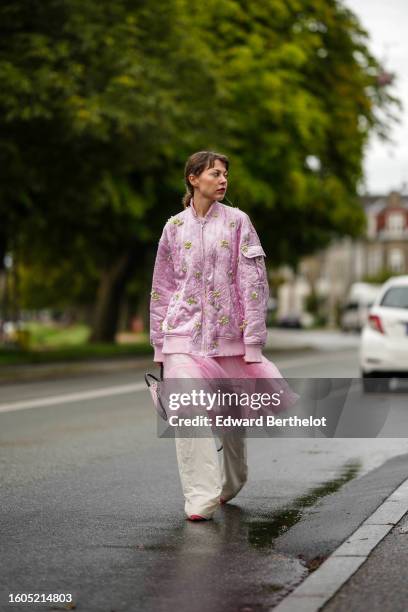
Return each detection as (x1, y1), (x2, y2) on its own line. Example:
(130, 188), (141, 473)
(182, 150), (229, 209)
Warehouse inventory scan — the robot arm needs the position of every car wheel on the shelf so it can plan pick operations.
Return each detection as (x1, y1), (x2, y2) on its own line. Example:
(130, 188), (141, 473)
(362, 372), (376, 393)
(361, 371), (389, 393)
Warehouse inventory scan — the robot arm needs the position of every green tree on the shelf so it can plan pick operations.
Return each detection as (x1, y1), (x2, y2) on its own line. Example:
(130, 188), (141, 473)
(362, 268), (402, 285)
(0, 0), (401, 341)
(198, 0), (401, 266)
(0, 0), (221, 339)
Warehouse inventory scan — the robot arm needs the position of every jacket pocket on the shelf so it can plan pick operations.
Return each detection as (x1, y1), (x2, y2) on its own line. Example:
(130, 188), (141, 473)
(241, 245), (267, 284)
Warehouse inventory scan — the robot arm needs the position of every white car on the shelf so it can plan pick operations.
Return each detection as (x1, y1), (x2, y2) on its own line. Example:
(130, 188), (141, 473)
(360, 276), (408, 391)
(341, 283), (382, 332)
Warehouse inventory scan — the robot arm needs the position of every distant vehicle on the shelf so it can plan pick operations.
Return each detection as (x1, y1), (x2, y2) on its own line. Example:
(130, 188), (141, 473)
(277, 315), (302, 329)
(276, 312), (314, 329)
(341, 283), (382, 332)
(360, 276), (408, 391)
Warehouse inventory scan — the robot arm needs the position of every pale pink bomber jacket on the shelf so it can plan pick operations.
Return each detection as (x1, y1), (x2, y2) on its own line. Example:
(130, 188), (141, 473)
(149, 198), (269, 363)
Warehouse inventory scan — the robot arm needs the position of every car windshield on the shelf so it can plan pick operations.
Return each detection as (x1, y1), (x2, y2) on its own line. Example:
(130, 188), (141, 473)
(380, 286), (408, 309)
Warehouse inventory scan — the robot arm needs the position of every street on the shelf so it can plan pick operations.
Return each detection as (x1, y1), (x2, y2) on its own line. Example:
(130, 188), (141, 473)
(3, 0), (408, 607)
(2, 333), (408, 611)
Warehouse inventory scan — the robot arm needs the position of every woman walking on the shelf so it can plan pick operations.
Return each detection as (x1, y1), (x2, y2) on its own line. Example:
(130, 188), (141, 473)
(149, 150), (297, 521)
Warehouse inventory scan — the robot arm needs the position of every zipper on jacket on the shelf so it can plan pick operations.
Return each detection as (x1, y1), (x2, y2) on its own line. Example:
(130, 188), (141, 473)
(201, 220), (206, 356)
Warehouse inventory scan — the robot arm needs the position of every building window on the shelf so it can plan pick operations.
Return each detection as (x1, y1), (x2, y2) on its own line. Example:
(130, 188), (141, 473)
(388, 248), (405, 273)
(387, 212), (405, 236)
(368, 248), (382, 275)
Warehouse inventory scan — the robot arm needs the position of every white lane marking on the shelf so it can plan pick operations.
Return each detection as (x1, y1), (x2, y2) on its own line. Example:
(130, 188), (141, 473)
(273, 477), (408, 612)
(0, 382), (146, 413)
(0, 350), (357, 414)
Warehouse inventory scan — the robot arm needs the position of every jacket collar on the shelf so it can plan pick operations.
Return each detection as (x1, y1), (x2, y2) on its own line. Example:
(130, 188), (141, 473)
(190, 198), (219, 221)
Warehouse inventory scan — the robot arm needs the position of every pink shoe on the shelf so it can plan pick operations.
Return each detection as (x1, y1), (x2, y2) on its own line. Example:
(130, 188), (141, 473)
(187, 514), (208, 521)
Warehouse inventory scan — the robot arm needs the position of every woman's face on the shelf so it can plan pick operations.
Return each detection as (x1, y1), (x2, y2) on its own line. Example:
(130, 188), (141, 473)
(189, 159), (228, 201)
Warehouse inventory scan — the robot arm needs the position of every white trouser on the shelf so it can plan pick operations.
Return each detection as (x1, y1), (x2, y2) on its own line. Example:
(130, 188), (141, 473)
(175, 430), (248, 518)
(163, 354), (248, 518)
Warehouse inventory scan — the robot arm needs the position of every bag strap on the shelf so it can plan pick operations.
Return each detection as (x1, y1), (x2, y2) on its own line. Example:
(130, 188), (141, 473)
(145, 362), (163, 388)
(144, 372), (160, 387)
(149, 361), (223, 452)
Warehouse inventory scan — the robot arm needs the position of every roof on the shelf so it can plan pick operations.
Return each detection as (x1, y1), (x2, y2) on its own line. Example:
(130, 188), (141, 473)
(362, 193), (408, 215)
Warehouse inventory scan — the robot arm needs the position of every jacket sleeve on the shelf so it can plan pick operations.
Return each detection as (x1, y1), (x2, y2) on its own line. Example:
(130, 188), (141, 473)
(236, 212), (269, 362)
(149, 223), (177, 363)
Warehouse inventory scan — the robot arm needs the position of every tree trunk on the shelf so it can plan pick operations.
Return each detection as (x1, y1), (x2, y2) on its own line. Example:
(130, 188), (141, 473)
(89, 251), (135, 343)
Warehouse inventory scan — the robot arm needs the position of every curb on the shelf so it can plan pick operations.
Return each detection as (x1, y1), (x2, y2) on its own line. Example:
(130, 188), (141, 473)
(273, 477), (408, 612)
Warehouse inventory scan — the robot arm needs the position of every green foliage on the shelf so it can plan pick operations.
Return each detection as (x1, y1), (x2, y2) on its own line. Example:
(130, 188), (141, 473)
(305, 290), (322, 315)
(18, 254), (99, 308)
(0, 0), (401, 321)
(201, 0), (401, 264)
(362, 268), (404, 285)
(23, 322), (90, 348)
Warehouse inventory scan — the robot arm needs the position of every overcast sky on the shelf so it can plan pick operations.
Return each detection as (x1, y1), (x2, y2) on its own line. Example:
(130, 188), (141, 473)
(344, 0), (407, 195)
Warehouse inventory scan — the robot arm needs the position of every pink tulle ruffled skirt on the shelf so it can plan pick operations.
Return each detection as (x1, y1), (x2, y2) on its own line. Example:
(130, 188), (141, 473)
(163, 352), (299, 420)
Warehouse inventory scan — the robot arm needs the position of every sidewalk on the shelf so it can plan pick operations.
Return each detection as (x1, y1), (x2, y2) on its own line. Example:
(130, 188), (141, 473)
(322, 509), (408, 612)
(274, 470), (408, 612)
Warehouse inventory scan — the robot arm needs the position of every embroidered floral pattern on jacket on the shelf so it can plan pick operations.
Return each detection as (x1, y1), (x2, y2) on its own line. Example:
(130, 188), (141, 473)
(218, 315), (229, 325)
(149, 200), (268, 361)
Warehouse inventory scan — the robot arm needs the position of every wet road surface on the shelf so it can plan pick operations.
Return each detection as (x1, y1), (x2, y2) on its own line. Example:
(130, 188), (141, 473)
(2, 347), (408, 611)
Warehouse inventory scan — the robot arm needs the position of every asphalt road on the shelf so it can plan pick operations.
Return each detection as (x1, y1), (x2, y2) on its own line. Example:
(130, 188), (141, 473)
(1, 346), (408, 611)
